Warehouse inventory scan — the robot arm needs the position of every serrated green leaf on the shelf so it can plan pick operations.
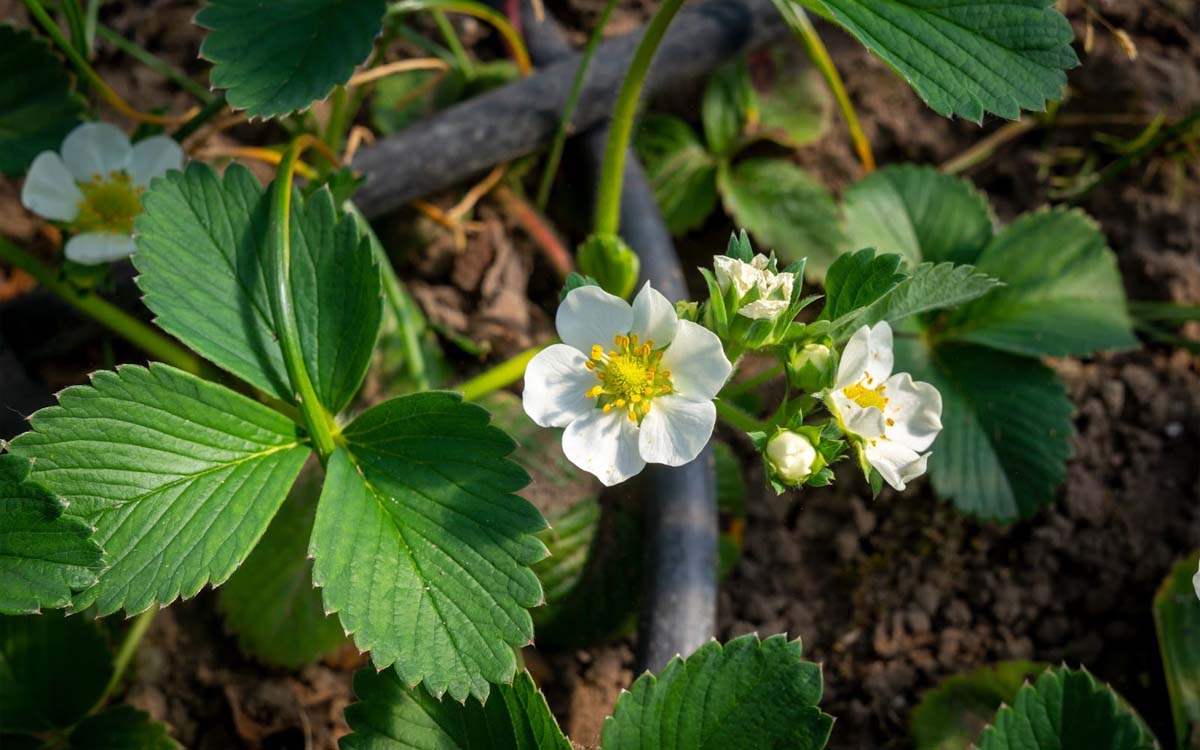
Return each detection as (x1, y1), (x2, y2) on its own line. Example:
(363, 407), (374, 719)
(703, 60), (755, 156)
(944, 209), (1137, 357)
(310, 392), (546, 702)
(341, 668), (570, 750)
(0, 25), (84, 176)
(68, 706), (180, 750)
(196, 0), (386, 117)
(752, 47), (832, 148)
(600, 634), (833, 749)
(841, 164), (994, 267)
(135, 162), (383, 412)
(218, 466), (346, 668)
(977, 667), (1157, 750)
(0, 612), (112, 733)
(818, 247), (904, 322)
(1154, 552), (1200, 750)
(8, 364), (310, 615)
(635, 114), (719, 234)
(911, 660), (1046, 750)
(895, 339), (1072, 522)
(0, 455), (103, 615)
(805, 0), (1077, 122)
(719, 158), (845, 276)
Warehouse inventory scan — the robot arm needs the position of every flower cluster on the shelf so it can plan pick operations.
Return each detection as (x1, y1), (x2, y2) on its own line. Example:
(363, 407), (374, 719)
(713, 253), (795, 320)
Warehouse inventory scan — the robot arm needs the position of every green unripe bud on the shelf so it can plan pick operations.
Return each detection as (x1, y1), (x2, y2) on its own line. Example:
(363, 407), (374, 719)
(578, 232), (640, 300)
(786, 342), (834, 393)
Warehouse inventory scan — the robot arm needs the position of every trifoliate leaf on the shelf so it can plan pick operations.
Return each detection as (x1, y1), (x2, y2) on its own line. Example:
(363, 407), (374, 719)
(0, 25), (84, 176)
(802, 0), (1077, 122)
(944, 209), (1137, 358)
(818, 247), (904, 323)
(600, 634), (833, 749)
(8, 364), (310, 614)
(310, 392), (546, 702)
(68, 706), (180, 750)
(0, 612), (112, 733)
(341, 668), (571, 750)
(977, 667), (1157, 750)
(752, 47), (832, 148)
(635, 114), (719, 235)
(0, 455), (102, 615)
(911, 660), (1046, 750)
(719, 158), (846, 277)
(135, 162), (382, 412)
(196, 0), (386, 117)
(895, 339), (1072, 522)
(702, 60), (755, 157)
(218, 467), (346, 668)
(1153, 552), (1200, 749)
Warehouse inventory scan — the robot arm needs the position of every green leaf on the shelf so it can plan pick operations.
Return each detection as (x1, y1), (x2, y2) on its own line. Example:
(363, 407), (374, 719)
(752, 47), (832, 148)
(895, 339), (1072, 522)
(0, 455), (103, 615)
(135, 162), (383, 412)
(0, 612), (112, 733)
(719, 158), (846, 277)
(818, 247), (904, 323)
(8, 364), (310, 615)
(196, 0), (386, 117)
(804, 0), (1077, 122)
(841, 164), (994, 267)
(68, 706), (180, 750)
(218, 467), (347, 668)
(635, 114), (718, 234)
(703, 60), (755, 156)
(945, 209), (1138, 357)
(977, 667), (1157, 750)
(341, 668), (570, 750)
(0, 25), (84, 176)
(310, 392), (546, 702)
(600, 634), (833, 749)
(1154, 551), (1200, 750)
(911, 661), (1047, 750)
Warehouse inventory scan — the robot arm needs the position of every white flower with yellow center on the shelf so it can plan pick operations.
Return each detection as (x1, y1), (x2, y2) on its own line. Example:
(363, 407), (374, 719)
(827, 322), (942, 491)
(21, 122), (182, 265)
(523, 283), (732, 486)
(713, 253), (795, 320)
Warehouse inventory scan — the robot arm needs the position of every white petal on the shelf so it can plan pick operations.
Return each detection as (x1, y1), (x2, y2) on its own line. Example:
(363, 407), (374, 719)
(128, 136), (183, 187)
(750, 254), (771, 270)
(660, 320), (731, 401)
(61, 122), (132, 181)
(562, 409), (645, 486)
(64, 232), (136, 265)
(832, 391), (886, 439)
(882, 372), (943, 452)
(630, 282), (678, 347)
(638, 395), (716, 466)
(21, 152), (82, 221)
(865, 440), (929, 491)
(835, 322), (893, 389)
(1194, 561), (1200, 601)
(738, 298), (789, 320)
(713, 255), (736, 291)
(522, 344), (596, 428)
(556, 285), (633, 354)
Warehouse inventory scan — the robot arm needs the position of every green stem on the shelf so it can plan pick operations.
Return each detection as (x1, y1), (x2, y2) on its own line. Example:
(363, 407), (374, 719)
(95, 23), (213, 102)
(433, 9), (474, 78)
(459, 344), (548, 401)
(61, 0), (89, 60)
(535, 0), (618, 211)
(720, 362), (784, 397)
(267, 138), (339, 459)
(388, 0), (531, 75)
(324, 85), (351, 156)
(84, 0), (102, 55)
(593, 0), (686, 234)
(715, 398), (771, 433)
(0, 237), (207, 375)
(89, 607), (157, 715)
(171, 93), (226, 142)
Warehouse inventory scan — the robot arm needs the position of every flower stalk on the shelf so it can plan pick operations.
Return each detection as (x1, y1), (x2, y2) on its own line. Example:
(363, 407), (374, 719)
(460, 344), (548, 401)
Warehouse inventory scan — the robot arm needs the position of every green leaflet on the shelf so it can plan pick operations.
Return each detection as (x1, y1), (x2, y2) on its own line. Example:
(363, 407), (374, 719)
(67, 706), (179, 750)
(600, 635), (833, 749)
(8, 364), (310, 615)
(0, 24), (84, 176)
(0, 455), (102, 615)
(341, 669), (571, 750)
(702, 60), (755, 157)
(819, 248), (905, 322)
(753, 48), (832, 149)
(1154, 552), (1200, 749)
(634, 114), (719, 235)
(310, 392), (547, 702)
(911, 661), (1047, 750)
(196, 0), (387, 117)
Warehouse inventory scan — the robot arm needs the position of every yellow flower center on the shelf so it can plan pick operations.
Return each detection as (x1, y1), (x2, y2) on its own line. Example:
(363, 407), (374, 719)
(843, 382), (888, 412)
(75, 172), (143, 235)
(585, 334), (673, 424)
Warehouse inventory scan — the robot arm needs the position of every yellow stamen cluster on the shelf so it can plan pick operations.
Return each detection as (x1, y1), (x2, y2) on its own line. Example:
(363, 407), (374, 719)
(75, 171), (143, 235)
(843, 381), (888, 412)
(585, 333), (673, 424)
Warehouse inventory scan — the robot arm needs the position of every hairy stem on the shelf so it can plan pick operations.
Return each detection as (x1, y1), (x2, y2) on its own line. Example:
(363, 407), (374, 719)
(459, 344), (548, 401)
(89, 607), (157, 715)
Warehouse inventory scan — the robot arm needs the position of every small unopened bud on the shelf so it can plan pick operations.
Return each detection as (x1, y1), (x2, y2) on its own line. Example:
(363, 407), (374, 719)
(787, 343), (833, 392)
(766, 430), (818, 484)
(578, 233), (640, 300)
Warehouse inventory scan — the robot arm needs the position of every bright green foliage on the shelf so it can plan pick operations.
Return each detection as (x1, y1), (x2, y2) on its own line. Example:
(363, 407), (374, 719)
(0, 455), (102, 615)
(196, 0), (387, 116)
(69, 707), (180, 750)
(1154, 552), (1200, 749)
(341, 669), (571, 750)
(800, 0), (1077, 122)
(218, 469), (347, 668)
(0, 25), (84, 175)
(703, 60), (755, 156)
(0, 613), (112, 733)
(8, 364), (310, 615)
(911, 661), (1046, 750)
(310, 393), (546, 702)
(135, 162), (382, 412)
(819, 248), (904, 323)
(945, 209), (1138, 357)
(977, 668), (1157, 750)
(635, 115), (718, 235)
(600, 635), (833, 749)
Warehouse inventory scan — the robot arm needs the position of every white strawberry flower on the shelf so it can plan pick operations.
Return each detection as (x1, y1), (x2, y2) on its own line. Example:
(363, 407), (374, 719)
(765, 430), (818, 484)
(713, 253), (795, 320)
(826, 321), (942, 491)
(21, 122), (182, 265)
(523, 282), (733, 486)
